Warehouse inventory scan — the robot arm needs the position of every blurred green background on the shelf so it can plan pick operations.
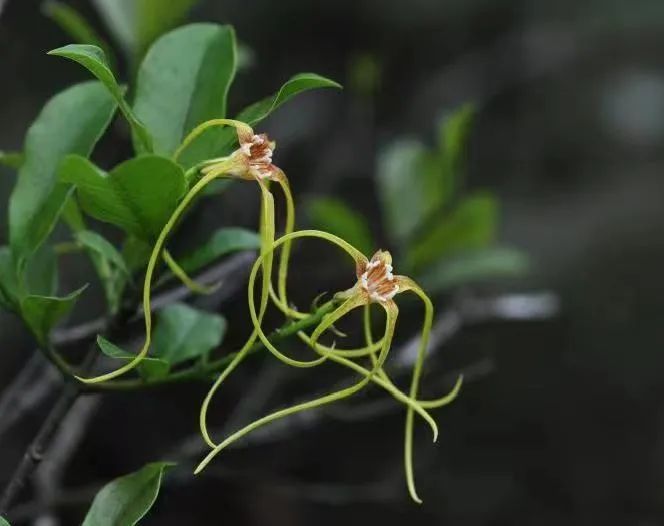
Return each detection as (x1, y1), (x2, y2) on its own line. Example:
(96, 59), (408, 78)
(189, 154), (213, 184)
(2, 0), (664, 524)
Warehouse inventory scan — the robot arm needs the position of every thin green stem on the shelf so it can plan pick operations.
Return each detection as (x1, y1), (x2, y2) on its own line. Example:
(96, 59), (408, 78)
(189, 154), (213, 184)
(163, 250), (218, 295)
(76, 168), (227, 384)
(87, 300), (340, 392)
(173, 118), (251, 163)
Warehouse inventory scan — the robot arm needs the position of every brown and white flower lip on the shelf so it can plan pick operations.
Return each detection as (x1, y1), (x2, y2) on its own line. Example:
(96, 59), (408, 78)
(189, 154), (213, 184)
(239, 132), (278, 180)
(357, 250), (399, 303)
(201, 127), (280, 181)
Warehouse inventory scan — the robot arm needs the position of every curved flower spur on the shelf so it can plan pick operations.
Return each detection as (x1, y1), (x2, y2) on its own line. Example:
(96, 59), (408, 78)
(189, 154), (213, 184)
(76, 119), (296, 383)
(196, 229), (464, 503)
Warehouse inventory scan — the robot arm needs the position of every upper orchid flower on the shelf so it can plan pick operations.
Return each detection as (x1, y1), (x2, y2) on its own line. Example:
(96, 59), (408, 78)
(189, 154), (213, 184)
(199, 126), (281, 182)
(77, 120), (292, 385)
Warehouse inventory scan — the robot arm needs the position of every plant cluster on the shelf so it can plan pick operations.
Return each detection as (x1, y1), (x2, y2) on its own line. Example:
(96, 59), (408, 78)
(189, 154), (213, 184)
(0, 14), (477, 521)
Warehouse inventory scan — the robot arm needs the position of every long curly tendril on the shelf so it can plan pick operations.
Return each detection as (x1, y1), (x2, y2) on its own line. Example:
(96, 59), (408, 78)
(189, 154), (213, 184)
(364, 287), (463, 502)
(196, 229), (463, 500)
(162, 249), (218, 295)
(195, 289), (399, 475)
(68, 113), (463, 502)
(77, 119), (275, 383)
(76, 167), (227, 384)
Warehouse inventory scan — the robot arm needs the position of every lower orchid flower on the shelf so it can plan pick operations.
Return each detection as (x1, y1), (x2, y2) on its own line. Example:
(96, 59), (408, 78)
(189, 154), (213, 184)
(196, 229), (463, 503)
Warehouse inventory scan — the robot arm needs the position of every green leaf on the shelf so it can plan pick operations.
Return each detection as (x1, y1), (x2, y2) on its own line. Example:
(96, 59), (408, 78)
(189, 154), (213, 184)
(419, 247), (530, 293)
(20, 285), (88, 345)
(0, 150), (24, 170)
(177, 228), (260, 274)
(153, 303), (225, 367)
(174, 69), (341, 168)
(432, 103), (475, 208)
(8, 81), (117, 268)
(123, 236), (152, 272)
(0, 247), (19, 311)
(82, 462), (175, 526)
(25, 244), (58, 297)
(376, 140), (428, 245)
(133, 23), (236, 162)
(0, 244), (57, 309)
(42, 1), (115, 63)
(438, 104), (475, 178)
(97, 336), (169, 380)
(135, 0), (200, 60)
(237, 73), (342, 124)
(306, 198), (373, 255)
(76, 231), (129, 277)
(0, 516), (11, 526)
(61, 194), (87, 232)
(48, 44), (153, 153)
(377, 105), (475, 248)
(76, 231), (130, 313)
(406, 193), (498, 271)
(59, 154), (186, 241)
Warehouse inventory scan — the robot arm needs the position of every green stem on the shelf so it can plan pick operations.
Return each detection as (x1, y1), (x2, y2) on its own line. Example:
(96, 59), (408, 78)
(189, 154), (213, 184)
(86, 300), (340, 392)
(76, 168), (229, 384)
(163, 250), (218, 295)
(194, 299), (398, 474)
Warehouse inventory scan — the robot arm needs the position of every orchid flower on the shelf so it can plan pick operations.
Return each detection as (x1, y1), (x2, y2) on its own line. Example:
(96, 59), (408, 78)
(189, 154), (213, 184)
(77, 119), (290, 383)
(196, 229), (463, 503)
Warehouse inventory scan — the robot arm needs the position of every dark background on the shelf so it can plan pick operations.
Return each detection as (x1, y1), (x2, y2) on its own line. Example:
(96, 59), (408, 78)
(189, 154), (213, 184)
(2, 0), (664, 524)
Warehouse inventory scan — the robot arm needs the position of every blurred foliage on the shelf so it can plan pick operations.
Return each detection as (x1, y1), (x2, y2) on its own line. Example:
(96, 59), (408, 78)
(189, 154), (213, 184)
(306, 197), (374, 255)
(308, 104), (529, 293)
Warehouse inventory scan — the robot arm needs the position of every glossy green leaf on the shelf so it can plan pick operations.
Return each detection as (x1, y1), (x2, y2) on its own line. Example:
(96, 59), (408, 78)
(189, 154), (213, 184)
(153, 303), (226, 366)
(8, 81), (117, 268)
(97, 336), (169, 380)
(307, 198), (373, 255)
(419, 247), (530, 293)
(59, 155), (186, 240)
(20, 285), (88, 345)
(0, 516), (10, 526)
(237, 73), (342, 124)
(76, 231), (130, 313)
(182, 73), (341, 166)
(406, 193), (498, 271)
(376, 140), (427, 245)
(82, 462), (175, 526)
(61, 194), (87, 232)
(42, 1), (115, 63)
(25, 244), (58, 297)
(122, 236), (152, 272)
(133, 23), (236, 162)
(0, 247), (18, 311)
(177, 228), (260, 274)
(135, 0), (200, 60)
(76, 231), (129, 277)
(0, 150), (24, 170)
(48, 44), (153, 153)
